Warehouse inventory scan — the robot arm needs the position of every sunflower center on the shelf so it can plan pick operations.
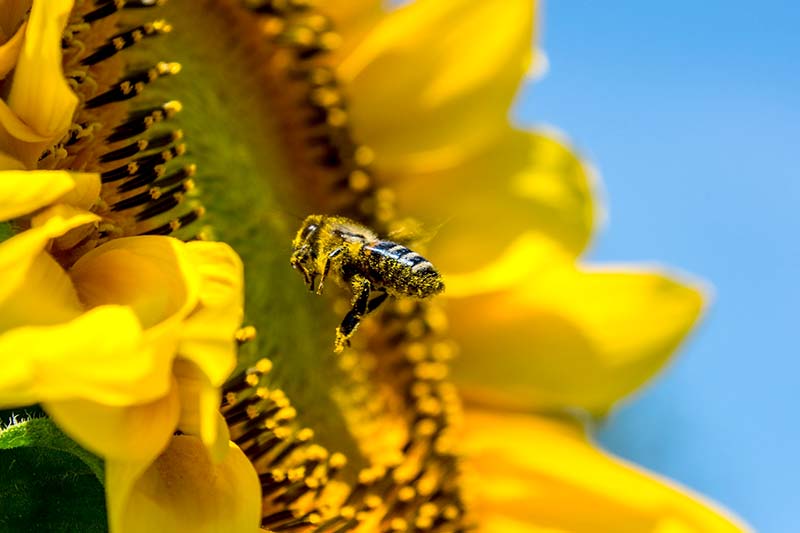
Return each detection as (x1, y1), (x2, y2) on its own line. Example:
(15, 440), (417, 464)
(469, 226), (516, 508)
(115, 0), (375, 463)
(60, 0), (469, 528)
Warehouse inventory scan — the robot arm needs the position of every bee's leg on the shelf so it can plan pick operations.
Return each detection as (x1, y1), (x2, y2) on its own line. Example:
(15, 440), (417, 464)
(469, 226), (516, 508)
(366, 288), (389, 314)
(317, 247), (344, 294)
(293, 261), (311, 288)
(334, 274), (371, 353)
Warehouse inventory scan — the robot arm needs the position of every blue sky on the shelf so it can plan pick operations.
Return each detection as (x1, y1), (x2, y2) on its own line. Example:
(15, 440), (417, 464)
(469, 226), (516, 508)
(514, 1), (799, 531)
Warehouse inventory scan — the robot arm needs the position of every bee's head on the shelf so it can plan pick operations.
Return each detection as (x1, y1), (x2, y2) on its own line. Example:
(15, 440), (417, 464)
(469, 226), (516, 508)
(290, 244), (315, 290)
(292, 215), (323, 249)
(290, 215), (325, 289)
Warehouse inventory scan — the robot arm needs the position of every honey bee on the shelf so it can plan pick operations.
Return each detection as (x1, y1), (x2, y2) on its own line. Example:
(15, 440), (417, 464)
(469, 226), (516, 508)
(290, 215), (444, 352)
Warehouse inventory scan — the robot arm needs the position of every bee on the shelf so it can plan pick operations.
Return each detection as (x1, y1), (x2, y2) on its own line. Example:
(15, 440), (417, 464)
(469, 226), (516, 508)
(290, 214), (444, 352)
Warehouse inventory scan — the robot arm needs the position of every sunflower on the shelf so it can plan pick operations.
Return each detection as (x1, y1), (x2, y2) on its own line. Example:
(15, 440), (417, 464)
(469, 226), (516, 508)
(0, 0), (748, 532)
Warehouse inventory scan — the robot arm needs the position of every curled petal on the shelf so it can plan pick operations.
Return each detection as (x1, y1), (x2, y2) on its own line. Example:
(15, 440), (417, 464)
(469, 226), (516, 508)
(70, 236), (201, 330)
(0, 0), (31, 43)
(0, 204), (98, 306)
(0, 98), (49, 148)
(177, 241), (243, 388)
(1, 0), (77, 168)
(341, 0), (535, 172)
(463, 409), (750, 533)
(55, 172), (101, 211)
(0, 169), (99, 220)
(0, 305), (174, 408)
(107, 437), (261, 533)
(45, 382), (179, 462)
(173, 358), (229, 461)
(0, 249), (80, 331)
(449, 239), (707, 415)
(0, 19), (25, 80)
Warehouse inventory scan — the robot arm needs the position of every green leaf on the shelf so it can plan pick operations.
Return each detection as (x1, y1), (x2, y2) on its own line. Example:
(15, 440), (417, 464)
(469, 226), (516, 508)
(0, 417), (107, 532)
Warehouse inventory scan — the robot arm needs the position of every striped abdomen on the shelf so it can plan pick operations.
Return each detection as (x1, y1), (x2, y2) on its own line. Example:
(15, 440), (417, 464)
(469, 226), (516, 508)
(360, 240), (444, 297)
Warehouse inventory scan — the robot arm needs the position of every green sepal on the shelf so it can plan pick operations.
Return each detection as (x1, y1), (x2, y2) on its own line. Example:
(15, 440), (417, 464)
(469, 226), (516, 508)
(0, 416), (107, 532)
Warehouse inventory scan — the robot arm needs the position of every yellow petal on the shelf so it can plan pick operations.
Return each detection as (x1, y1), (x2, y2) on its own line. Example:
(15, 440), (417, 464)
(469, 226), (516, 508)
(109, 437), (261, 533)
(1, 0), (77, 167)
(463, 409), (750, 533)
(449, 245), (707, 415)
(340, 0), (535, 172)
(0, 249), (81, 332)
(0, 204), (98, 306)
(105, 458), (155, 533)
(0, 19), (25, 80)
(0, 97), (50, 147)
(444, 233), (566, 297)
(172, 358), (228, 461)
(46, 382), (180, 462)
(325, 0), (385, 62)
(0, 305), (178, 411)
(0, 0), (31, 41)
(0, 150), (25, 170)
(55, 171), (101, 210)
(177, 241), (243, 387)
(70, 236), (201, 330)
(394, 129), (599, 273)
(0, 169), (99, 221)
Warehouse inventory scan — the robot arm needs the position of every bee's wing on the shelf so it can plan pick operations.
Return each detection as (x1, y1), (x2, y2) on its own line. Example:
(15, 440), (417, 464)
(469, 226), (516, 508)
(386, 217), (451, 247)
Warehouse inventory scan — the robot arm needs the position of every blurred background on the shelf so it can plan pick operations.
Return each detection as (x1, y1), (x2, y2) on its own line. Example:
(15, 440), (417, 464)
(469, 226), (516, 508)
(515, 1), (799, 531)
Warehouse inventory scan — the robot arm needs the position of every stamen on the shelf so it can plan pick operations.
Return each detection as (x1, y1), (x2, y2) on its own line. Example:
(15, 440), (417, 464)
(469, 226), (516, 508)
(81, 21), (172, 65)
(106, 100), (182, 143)
(132, 188), (182, 221)
(85, 62), (181, 109)
(82, 0), (126, 24)
(117, 162), (193, 193)
(101, 144), (184, 183)
(141, 206), (203, 235)
(235, 325), (258, 344)
(99, 130), (181, 163)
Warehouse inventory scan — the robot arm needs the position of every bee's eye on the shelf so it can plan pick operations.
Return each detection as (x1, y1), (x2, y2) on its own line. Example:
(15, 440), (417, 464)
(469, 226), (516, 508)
(301, 224), (318, 240)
